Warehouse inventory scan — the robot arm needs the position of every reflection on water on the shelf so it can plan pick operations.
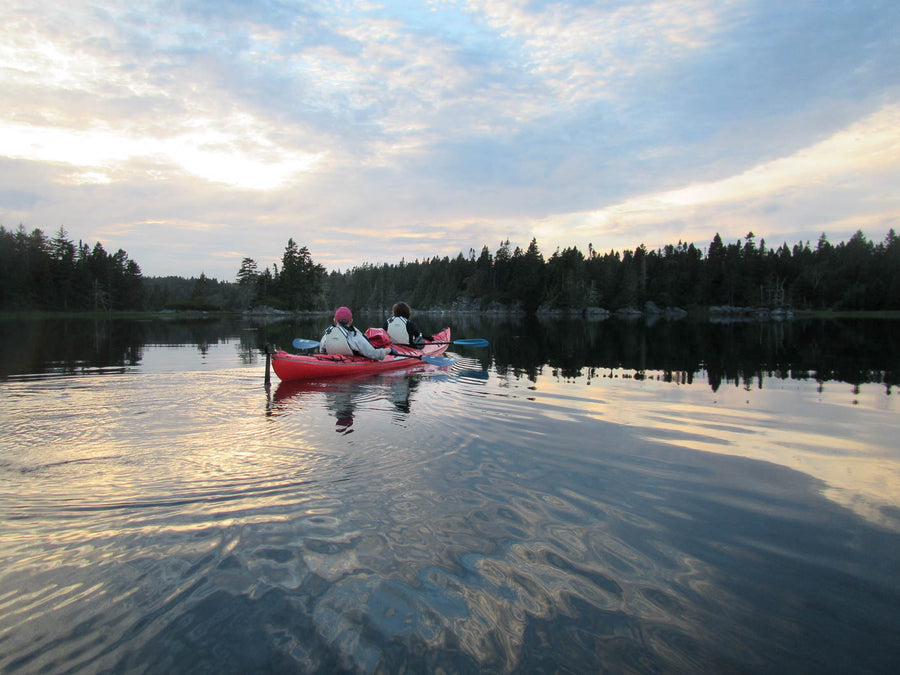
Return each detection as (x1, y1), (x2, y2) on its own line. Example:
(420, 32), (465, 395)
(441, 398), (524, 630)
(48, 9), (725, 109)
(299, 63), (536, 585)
(1, 317), (899, 672)
(481, 315), (900, 393)
(524, 368), (900, 532)
(271, 368), (430, 433)
(2, 314), (898, 394)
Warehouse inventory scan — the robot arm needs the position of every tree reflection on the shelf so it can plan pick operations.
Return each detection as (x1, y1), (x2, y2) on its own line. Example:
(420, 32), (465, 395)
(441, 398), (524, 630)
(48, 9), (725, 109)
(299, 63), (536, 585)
(480, 317), (899, 393)
(2, 315), (896, 395)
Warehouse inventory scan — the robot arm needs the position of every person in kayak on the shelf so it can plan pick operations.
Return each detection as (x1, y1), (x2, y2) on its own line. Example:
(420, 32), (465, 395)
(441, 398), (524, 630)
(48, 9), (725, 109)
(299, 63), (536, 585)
(385, 302), (431, 346)
(320, 306), (389, 360)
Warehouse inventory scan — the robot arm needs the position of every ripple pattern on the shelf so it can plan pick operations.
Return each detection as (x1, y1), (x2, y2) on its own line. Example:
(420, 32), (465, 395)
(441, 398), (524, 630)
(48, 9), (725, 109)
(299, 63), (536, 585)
(2, 362), (900, 672)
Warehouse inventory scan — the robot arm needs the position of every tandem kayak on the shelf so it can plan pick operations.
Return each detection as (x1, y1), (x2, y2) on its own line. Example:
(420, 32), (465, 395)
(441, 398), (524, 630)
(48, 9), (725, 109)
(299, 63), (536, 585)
(271, 328), (452, 381)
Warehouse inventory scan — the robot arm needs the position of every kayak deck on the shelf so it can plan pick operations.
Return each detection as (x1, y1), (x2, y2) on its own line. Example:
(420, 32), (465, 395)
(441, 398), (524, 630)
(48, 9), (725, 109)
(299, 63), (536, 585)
(272, 328), (451, 381)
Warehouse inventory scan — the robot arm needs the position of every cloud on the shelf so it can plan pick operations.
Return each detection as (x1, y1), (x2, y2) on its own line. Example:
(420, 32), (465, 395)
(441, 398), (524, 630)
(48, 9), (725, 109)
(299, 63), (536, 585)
(0, 117), (322, 190)
(531, 103), (900, 249)
(1, 0), (899, 279)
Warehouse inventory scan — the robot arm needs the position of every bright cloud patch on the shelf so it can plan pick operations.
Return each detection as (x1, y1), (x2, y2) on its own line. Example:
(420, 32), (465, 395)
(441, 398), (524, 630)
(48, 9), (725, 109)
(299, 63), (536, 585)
(0, 119), (321, 190)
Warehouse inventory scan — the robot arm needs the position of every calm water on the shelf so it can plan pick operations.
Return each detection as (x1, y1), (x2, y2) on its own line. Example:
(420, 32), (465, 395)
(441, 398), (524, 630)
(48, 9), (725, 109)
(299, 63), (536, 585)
(1, 315), (899, 673)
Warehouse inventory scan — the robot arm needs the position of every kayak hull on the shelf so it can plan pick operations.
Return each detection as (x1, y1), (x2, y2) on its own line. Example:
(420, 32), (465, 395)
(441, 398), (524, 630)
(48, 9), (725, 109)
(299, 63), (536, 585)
(272, 328), (451, 381)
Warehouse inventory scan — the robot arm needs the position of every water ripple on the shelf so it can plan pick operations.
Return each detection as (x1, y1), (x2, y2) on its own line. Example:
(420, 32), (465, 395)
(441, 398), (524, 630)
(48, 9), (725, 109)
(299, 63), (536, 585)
(2, 358), (900, 673)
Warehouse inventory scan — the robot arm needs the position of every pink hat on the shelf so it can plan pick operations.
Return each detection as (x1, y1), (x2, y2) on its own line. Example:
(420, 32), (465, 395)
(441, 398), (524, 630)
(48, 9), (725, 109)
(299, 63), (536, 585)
(334, 306), (353, 324)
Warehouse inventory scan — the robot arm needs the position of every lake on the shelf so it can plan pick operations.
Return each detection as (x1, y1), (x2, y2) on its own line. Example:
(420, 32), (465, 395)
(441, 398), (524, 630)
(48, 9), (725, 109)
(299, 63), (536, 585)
(1, 314), (899, 673)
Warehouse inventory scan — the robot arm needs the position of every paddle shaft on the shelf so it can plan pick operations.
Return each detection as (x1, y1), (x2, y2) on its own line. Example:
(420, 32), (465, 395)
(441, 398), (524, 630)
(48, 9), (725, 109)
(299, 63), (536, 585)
(294, 337), (487, 349)
(425, 339), (489, 347)
(291, 339), (454, 366)
(389, 349), (457, 367)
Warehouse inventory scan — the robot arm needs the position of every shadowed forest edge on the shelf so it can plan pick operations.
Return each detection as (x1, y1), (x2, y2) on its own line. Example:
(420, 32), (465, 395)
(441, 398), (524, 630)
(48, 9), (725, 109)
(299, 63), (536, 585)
(2, 225), (899, 315)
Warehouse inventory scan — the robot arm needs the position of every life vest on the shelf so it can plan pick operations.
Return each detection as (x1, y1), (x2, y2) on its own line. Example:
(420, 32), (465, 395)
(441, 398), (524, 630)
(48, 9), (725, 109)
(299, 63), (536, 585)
(386, 316), (411, 345)
(321, 324), (355, 356)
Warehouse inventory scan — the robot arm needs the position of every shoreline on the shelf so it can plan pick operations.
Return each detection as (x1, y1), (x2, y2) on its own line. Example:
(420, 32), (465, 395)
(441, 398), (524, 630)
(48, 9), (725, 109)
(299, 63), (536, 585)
(3, 308), (900, 322)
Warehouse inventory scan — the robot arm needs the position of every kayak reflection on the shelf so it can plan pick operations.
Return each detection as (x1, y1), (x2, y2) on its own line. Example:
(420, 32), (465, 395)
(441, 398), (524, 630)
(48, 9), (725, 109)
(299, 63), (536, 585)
(271, 368), (428, 431)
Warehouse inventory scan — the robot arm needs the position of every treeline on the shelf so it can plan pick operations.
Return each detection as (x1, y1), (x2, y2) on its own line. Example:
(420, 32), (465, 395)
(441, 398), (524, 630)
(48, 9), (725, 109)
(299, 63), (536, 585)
(146, 236), (327, 312)
(143, 274), (247, 312)
(3, 223), (899, 314)
(0, 226), (327, 313)
(235, 238), (326, 311)
(316, 230), (900, 313)
(0, 225), (143, 311)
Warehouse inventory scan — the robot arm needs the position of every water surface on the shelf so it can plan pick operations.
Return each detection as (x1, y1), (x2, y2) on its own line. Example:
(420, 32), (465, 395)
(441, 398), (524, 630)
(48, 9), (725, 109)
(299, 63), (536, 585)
(1, 316), (899, 672)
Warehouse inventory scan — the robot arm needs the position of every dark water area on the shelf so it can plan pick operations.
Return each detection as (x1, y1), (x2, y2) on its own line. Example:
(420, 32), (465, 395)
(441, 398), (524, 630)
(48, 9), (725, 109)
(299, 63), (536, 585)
(1, 315), (899, 673)
(2, 313), (898, 391)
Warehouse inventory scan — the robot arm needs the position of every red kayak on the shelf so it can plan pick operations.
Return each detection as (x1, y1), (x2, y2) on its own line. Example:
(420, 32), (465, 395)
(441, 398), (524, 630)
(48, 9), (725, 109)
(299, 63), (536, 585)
(272, 328), (452, 381)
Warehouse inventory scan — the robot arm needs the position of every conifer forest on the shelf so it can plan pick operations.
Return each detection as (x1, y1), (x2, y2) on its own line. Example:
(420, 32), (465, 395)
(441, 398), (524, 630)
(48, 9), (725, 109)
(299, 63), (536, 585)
(2, 224), (899, 314)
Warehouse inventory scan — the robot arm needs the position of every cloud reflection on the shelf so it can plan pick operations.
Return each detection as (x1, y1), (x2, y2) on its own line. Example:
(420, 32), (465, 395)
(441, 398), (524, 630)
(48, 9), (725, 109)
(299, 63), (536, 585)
(527, 371), (900, 530)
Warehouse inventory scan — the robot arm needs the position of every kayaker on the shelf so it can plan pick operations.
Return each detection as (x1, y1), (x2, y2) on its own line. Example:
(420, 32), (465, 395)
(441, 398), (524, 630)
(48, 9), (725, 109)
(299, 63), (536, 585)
(320, 306), (389, 360)
(385, 302), (431, 346)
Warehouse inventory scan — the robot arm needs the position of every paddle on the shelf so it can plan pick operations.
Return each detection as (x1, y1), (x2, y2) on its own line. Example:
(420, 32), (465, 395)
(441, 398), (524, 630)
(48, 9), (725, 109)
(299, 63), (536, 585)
(425, 338), (489, 347)
(388, 349), (458, 367)
(291, 338), (457, 367)
(293, 337), (488, 349)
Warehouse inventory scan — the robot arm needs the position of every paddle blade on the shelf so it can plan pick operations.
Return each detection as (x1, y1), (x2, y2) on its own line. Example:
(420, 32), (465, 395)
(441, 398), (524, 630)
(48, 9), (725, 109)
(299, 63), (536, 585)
(420, 355), (459, 367)
(452, 338), (489, 347)
(292, 338), (320, 349)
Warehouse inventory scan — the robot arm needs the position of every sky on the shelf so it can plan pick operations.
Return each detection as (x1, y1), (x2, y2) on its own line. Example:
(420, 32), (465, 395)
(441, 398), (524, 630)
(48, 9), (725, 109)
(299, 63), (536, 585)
(1, 0), (899, 281)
